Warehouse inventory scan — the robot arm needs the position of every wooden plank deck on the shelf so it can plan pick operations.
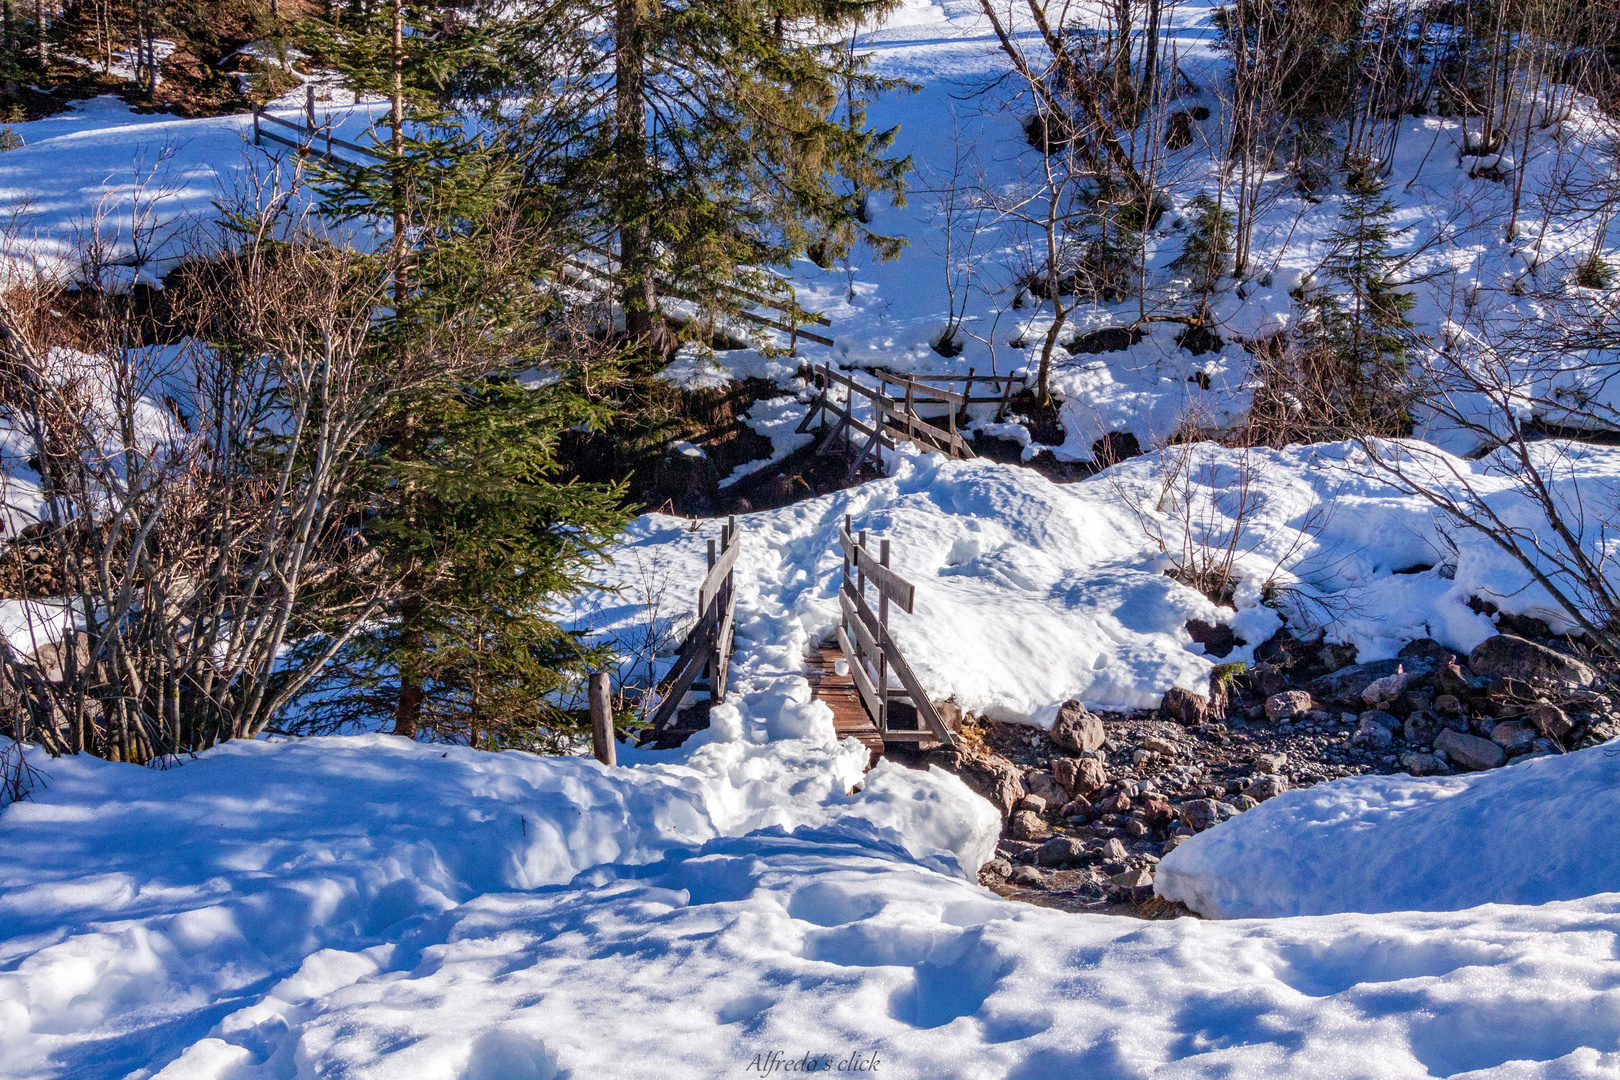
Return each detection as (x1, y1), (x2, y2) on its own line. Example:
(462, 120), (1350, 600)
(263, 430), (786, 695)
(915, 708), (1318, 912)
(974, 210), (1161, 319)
(806, 641), (884, 764)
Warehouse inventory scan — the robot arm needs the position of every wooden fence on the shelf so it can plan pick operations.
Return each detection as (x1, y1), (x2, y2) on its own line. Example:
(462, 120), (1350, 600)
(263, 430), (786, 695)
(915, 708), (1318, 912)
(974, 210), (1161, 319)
(252, 87), (383, 167)
(649, 518), (741, 732)
(796, 364), (1028, 473)
(836, 517), (955, 746)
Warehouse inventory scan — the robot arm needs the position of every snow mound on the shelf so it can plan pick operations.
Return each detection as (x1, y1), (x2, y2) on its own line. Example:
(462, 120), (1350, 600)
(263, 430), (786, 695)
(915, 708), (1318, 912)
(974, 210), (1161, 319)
(1156, 739), (1620, 919)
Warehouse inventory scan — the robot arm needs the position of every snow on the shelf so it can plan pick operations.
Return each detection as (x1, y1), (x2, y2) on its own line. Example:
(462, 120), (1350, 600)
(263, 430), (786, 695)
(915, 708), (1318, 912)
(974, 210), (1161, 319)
(7, 733), (1620, 1079)
(1156, 736), (1620, 920)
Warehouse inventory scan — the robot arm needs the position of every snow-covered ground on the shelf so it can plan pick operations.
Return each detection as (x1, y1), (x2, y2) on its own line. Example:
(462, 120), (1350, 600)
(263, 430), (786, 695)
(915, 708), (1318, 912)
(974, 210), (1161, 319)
(6, 732), (1620, 1080)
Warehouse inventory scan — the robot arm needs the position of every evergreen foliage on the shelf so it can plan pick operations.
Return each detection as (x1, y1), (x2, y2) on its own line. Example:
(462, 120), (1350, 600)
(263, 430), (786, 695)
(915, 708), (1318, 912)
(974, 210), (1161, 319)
(1169, 193), (1234, 295)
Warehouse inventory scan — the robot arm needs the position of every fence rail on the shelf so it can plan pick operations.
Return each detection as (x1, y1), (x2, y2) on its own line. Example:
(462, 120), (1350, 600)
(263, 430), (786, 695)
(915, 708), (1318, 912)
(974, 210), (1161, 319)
(797, 363), (1010, 472)
(836, 517), (954, 746)
(649, 518), (741, 732)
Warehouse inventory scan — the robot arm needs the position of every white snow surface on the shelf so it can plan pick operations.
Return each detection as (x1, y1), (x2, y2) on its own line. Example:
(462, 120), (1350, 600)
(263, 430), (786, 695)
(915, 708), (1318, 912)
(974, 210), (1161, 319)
(1156, 736), (1620, 920)
(6, 733), (1620, 1080)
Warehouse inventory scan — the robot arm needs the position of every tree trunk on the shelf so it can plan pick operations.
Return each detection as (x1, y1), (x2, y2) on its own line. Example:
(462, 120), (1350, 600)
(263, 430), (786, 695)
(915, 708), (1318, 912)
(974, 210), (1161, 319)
(32, 0), (43, 74)
(614, 0), (671, 355)
(390, 0), (405, 263)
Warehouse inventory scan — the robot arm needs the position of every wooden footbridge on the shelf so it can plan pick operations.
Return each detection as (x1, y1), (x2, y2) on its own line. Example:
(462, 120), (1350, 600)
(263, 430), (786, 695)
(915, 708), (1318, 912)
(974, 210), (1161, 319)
(646, 514), (956, 760)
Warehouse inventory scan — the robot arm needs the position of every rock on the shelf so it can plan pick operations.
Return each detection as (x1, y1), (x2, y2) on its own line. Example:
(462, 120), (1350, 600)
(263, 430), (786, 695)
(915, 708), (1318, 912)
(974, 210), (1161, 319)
(1405, 690), (1433, 713)
(1244, 774), (1290, 801)
(932, 749), (1026, 817)
(1024, 769), (1067, 807)
(1526, 703), (1574, 742)
(1434, 727), (1506, 770)
(1097, 792), (1132, 815)
(1229, 794), (1260, 812)
(981, 858), (1012, 879)
(1124, 817), (1150, 838)
(1490, 720), (1538, 752)
(1355, 717), (1394, 747)
(1358, 709), (1401, 731)
(1405, 711), (1442, 745)
(1010, 810), (1047, 840)
(1141, 797), (1175, 825)
(1361, 665), (1409, 707)
(1400, 751), (1442, 776)
(1180, 798), (1237, 832)
(1051, 700), (1106, 752)
(1009, 865), (1046, 887)
(1110, 867), (1154, 889)
(1161, 835), (1188, 853)
(1433, 694), (1462, 714)
(1141, 735), (1180, 756)
(1159, 686), (1208, 726)
(1399, 638), (1453, 664)
(1467, 634), (1596, 689)
(1059, 797), (1092, 818)
(1036, 836), (1087, 867)
(1305, 658), (1437, 706)
(1018, 794), (1049, 814)
(1186, 619), (1240, 658)
(1265, 690), (1314, 722)
(1255, 753), (1288, 774)
(1430, 658), (1474, 697)
(1100, 837), (1129, 862)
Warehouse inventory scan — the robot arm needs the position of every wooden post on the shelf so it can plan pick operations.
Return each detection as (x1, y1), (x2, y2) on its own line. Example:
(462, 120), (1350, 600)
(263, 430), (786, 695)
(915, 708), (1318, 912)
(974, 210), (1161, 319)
(878, 538), (891, 734)
(589, 672), (616, 766)
(306, 83), (317, 134)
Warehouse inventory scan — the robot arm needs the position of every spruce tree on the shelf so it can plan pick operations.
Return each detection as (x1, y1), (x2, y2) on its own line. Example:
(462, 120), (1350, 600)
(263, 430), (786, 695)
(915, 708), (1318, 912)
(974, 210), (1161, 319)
(1303, 169), (1415, 435)
(296, 3), (630, 747)
(572, 0), (911, 354)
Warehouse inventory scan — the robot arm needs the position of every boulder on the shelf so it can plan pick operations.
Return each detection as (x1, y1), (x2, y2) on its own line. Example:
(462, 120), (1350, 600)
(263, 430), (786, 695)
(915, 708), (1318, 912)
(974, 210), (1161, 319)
(1490, 720), (1538, 752)
(1404, 711), (1442, 745)
(1009, 865), (1045, 887)
(1526, 703), (1574, 742)
(1010, 810), (1047, 840)
(1024, 769), (1067, 807)
(1059, 798), (1092, 818)
(1358, 709), (1401, 730)
(1305, 658), (1438, 706)
(1036, 836), (1087, 867)
(981, 858), (1012, 879)
(1141, 797), (1175, 825)
(1096, 792), (1132, 815)
(1229, 794), (1260, 812)
(1051, 700), (1106, 752)
(1018, 794), (1049, 814)
(1124, 818), (1150, 838)
(1100, 837), (1129, 862)
(1361, 665), (1410, 707)
(1355, 717), (1394, 747)
(1398, 638), (1453, 664)
(1265, 690), (1314, 722)
(1254, 753), (1288, 774)
(943, 751), (1026, 817)
(1244, 774), (1290, 802)
(1053, 755), (1109, 796)
(1399, 751), (1442, 776)
(1159, 686), (1208, 726)
(1430, 658), (1475, 697)
(1110, 867), (1154, 889)
(1140, 735), (1180, 756)
(1433, 694), (1462, 714)
(1434, 727), (1506, 771)
(1180, 798), (1237, 832)
(1467, 634), (1596, 689)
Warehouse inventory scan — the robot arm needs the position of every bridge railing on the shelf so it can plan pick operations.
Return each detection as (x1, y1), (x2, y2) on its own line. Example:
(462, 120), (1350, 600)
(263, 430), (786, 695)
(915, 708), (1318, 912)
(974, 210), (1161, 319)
(648, 517), (740, 733)
(836, 516), (955, 746)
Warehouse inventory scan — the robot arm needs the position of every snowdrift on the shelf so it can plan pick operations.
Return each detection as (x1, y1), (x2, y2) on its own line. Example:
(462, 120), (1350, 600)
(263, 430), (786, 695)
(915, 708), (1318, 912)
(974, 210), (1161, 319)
(1156, 737), (1620, 919)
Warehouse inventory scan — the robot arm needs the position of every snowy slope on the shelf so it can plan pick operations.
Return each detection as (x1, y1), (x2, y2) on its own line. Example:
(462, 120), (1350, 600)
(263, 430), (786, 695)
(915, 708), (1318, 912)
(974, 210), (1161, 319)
(570, 441), (1616, 724)
(4, 734), (1620, 1080)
